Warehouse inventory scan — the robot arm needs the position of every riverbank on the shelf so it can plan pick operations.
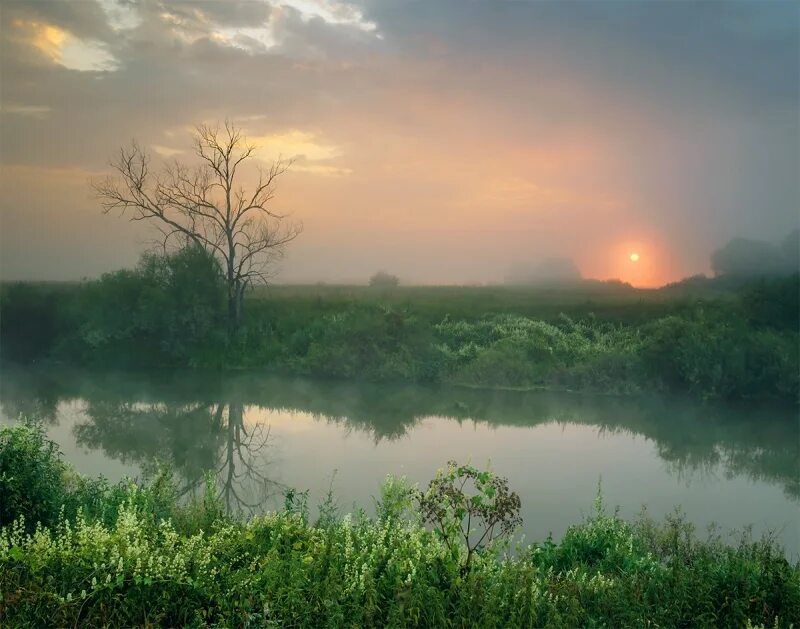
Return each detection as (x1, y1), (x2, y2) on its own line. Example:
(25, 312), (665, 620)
(1, 424), (798, 627)
(1, 276), (798, 402)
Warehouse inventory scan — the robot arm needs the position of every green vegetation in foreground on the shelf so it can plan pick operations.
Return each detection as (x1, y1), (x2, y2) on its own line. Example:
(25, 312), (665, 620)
(1, 247), (798, 401)
(2, 424), (798, 627)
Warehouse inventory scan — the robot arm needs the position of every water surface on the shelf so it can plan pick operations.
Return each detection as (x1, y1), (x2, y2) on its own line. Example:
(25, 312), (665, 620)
(2, 367), (797, 557)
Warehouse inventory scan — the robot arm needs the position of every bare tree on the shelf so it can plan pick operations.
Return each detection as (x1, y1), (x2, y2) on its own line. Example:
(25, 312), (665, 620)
(93, 121), (302, 335)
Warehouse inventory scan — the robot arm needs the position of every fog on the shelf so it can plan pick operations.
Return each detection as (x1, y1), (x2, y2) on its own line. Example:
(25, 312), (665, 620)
(1, 0), (797, 287)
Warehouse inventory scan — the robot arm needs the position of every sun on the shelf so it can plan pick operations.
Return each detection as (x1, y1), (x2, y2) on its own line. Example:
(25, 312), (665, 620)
(629, 252), (640, 262)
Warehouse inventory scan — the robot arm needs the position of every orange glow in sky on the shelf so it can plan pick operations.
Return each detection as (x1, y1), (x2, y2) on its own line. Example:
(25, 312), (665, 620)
(1, 2), (796, 285)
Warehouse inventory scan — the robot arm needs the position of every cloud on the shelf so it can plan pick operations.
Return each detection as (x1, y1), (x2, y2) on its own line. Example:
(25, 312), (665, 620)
(293, 163), (353, 176)
(1, 104), (52, 119)
(97, 0), (141, 32)
(11, 18), (118, 71)
(280, 0), (378, 33)
(151, 145), (184, 158)
(251, 129), (341, 161)
(246, 129), (351, 176)
(0, 0), (796, 284)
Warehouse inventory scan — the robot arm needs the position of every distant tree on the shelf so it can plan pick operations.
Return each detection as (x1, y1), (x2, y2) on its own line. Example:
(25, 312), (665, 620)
(740, 273), (800, 332)
(710, 237), (790, 277)
(369, 271), (400, 287)
(93, 121), (301, 336)
(506, 257), (582, 285)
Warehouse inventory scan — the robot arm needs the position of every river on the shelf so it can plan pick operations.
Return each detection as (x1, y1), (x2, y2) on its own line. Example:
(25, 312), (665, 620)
(1, 367), (797, 557)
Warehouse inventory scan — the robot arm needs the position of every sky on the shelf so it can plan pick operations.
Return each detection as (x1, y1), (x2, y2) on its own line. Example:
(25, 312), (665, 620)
(1, 0), (798, 287)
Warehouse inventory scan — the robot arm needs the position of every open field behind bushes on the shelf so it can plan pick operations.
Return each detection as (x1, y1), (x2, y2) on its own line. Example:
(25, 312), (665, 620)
(1, 423), (799, 628)
(1, 272), (798, 401)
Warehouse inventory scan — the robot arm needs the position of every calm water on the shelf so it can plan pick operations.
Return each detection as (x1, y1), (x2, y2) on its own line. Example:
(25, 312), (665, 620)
(2, 367), (798, 557)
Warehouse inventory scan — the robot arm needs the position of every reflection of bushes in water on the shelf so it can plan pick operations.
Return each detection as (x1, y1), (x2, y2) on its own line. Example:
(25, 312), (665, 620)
(2, 427), (798, 628)
(1, 368), (798, 501)
(2, 276), (797, 401)
(70, 399), (282, 515)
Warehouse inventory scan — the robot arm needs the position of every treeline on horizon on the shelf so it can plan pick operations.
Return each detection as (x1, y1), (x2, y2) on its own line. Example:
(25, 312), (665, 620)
(1, 243), (798, 402)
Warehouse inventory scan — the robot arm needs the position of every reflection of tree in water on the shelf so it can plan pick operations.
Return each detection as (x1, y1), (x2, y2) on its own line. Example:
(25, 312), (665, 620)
(1, 367), (798, 501)
(211, 402), (281, 513)
(73, 398), (282, 515)
(0, 369), (61, 425)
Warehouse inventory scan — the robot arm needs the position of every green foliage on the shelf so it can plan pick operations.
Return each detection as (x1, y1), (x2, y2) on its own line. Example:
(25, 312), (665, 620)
(1, 277), (796, 400)
(418, 461), (522, 569)
(0, 422), (69, 530)
(0, 283), (67, 362)
(73, 245), (227, 367)
(435, 314), (645, 392)
(0, 425), (798, 627)
(641, 308), (798, 400)
(297, 306), (441, 382)
(740, 274), (800, 332)
(0, 424), (223, 536)
(375, 474), (417, 523)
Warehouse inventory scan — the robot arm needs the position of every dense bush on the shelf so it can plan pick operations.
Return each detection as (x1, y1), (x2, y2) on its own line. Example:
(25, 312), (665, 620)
(1, 424), (798, 627)
(71, 246), (226, 367)
(1, 275), (797, 400)
(0, 421), (68, 529)
(740, 273), (800, 332)
(641, 309), (798, 400)
(434, 314), (644, 392)
(297, 307), (441, 382)
(0, 283), (67, 362)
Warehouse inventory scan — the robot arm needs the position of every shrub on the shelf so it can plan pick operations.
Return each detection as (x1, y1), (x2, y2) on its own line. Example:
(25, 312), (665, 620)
(0, 422), (68, 530)
(641, 310), (799, 400)
(300, 306), (441, 382)
(368, 271), (400, 287)
(73, 245), (226, 367)
(1, 427), (798, 627)
(418, 461), (522, 569)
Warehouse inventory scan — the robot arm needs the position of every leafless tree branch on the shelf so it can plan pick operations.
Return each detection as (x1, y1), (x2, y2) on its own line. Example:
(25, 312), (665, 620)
(92, 121), (302, 334)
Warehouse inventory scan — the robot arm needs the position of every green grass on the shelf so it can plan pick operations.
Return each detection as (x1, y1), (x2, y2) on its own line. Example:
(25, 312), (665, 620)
(1, 423), (798, 627)
(248, 281), (702, 324)
(1, 274), (797, 401)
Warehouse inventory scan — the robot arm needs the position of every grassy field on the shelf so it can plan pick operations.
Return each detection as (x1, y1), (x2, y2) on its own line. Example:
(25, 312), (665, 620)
(1, 273), (796, 401)
(248, 280), (731, 323)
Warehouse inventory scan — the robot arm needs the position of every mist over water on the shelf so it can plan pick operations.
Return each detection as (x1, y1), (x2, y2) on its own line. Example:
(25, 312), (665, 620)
(3, 367), (797, 557)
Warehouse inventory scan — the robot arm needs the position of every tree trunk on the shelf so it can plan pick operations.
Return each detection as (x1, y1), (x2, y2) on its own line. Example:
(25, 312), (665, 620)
(227, 292), (241, 338)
